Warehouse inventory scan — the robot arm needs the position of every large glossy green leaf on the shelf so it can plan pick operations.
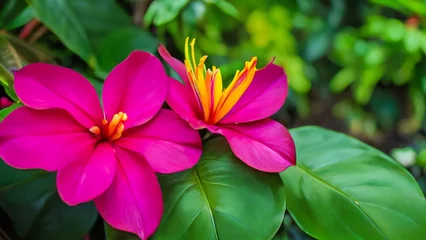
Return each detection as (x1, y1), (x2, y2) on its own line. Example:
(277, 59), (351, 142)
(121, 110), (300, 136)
(106, 137), (286, 239)
(28, 0), (130, 64)
(153, 137), (285, 239)
(0, 161), (98, 240)
(282, 126), (426, 240)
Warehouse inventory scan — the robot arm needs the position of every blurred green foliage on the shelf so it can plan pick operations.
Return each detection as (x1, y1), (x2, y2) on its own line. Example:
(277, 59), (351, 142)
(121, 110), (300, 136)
(0, 0), (425, 181)
(1, 0), (425, 138)
(0, 0), (426, 237)
(140, 0), (426, 139)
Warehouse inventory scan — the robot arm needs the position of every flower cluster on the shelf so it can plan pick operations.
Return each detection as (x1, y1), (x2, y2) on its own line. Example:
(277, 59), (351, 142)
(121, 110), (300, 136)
(0, 38), (295, 239)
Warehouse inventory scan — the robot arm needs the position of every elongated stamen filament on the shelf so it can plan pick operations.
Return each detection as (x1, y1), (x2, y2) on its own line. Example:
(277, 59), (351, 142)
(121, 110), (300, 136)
(184, 37), (257, 124)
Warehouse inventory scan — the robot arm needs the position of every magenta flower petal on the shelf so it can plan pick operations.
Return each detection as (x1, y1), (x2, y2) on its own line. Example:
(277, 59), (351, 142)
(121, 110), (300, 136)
(102, 51), (168, 129)
(94, 147), (162, 239)
(219, 63), (288, 124)
(14, 63), (103, 128)
(57, 143), (117, 206)
(166, 77), (202, 127)
(117, 109), (202, 173)
(0, 107), (97, 171)
(213, 119), (296, 172)
(159, 45), (203, 123)
(158, 45), (190, 85)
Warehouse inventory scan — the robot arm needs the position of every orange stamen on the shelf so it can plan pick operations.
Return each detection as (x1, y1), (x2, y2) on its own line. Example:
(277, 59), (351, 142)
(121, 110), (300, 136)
(89, 126), (101, 135)
(89, 112), (128, 142)
(183, 37), (257, 124)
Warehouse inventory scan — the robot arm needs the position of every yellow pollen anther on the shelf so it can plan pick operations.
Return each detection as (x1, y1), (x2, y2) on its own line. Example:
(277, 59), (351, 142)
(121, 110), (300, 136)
(108, 112), (125, 135)
(89, 112), (128, 142)
(183, 37), (258, 124)
(89, 126), (101, 135)
(109, 123), (125, 141)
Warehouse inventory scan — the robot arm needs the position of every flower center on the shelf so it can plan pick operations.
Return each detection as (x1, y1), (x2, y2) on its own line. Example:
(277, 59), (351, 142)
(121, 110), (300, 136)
(184, 38), (257, 124)
(89, 112), (128, 142)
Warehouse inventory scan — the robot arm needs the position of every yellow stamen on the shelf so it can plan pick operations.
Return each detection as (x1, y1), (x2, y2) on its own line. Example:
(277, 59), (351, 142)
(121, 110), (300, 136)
(108, 112), (125, 135)
(184, 38), (193, 73)
(213, 57), (257, 122)
(183, 38), (258, 124)
(190, 39), (197, 71)
(88, 112), (128, 142)
(109, 123), (125, 141)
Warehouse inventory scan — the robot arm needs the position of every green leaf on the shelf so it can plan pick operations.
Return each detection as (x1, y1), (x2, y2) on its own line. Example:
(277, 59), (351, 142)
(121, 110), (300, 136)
(370, 0), (426, 17)
(0, 0), (28, 29)
(284, 56), (311, 94)
(360, 15), (386, 37)
(384, 19), (405, 42)
(282, 126), (426, 240)
(0, 160), (35, 188)
(363, 45), (387, 66)
(0, 38), (20, 100)
(104, 223), (139, 240)
(2, 7), (34, 30)
(28, 0), (91, 61)
(370, 89), (399, 131)
(151, 137), (285, 239)
(393, 53), (421, 86)
(0, 32), (54, 64)
(330, 28), (358, 66)
(327, 0), (345, 28)
(303, 29), (331, 62)
(355, 66), (385, 105)
(144, 0), (190, 26)
(329, 67), (357, 93)
(422, 32), (426, 55)
(208, 0), (239, 19)
(0, 36), (22, 70)
(96, 27), (158, 73)
(0, 33), (54, 100)
(28, 0), (131, 63)
(182, 1), (207, 25)
(0, 63), (13, 89)
(86, 75), (103, 98)
(404, 28), (423, 53)
(0, 161), (97, 240)
(25, 195), (97, 240)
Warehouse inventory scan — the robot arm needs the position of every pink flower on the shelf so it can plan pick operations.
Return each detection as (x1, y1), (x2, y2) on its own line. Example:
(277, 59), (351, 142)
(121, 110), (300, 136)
(159, 38), (296, 172)
(0, 51), (202, 239)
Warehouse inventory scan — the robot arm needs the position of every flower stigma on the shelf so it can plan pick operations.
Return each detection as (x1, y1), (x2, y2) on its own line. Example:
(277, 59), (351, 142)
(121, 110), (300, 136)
(89, 112), (128, 142)
(184, 37), (258, 124)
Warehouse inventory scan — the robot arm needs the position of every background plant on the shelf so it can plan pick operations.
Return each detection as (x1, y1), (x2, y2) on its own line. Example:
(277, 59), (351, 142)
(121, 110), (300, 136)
(0, 0), (426, 239)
